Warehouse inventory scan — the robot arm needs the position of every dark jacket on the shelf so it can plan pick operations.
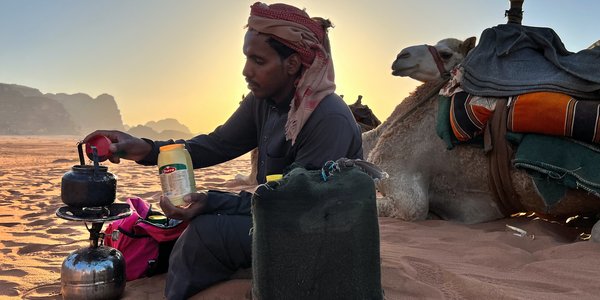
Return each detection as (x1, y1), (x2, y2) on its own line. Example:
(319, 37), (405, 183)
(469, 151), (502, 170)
(138, 93), (363, 183)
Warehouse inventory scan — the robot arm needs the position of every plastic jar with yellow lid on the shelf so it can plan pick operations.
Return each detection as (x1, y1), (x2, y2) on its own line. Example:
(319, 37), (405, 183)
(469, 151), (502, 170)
(147, 215), (168, 225)
(266, 174), (283, 182)
(157, 144), (197, 206)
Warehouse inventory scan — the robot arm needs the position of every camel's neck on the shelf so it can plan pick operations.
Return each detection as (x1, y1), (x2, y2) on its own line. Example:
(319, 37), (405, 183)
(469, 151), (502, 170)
(385, 80), (448, 128)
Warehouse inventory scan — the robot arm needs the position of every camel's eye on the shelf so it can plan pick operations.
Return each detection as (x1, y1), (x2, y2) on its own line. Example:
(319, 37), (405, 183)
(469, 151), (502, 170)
(439, 51), (453, 60)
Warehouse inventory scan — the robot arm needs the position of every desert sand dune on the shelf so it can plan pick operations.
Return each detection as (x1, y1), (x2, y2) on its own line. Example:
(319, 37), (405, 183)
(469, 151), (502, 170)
(1, 136), (600, 300)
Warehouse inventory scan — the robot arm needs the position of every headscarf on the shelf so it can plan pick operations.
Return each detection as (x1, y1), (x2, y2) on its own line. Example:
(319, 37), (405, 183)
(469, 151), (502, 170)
(247, 2), (336, 145)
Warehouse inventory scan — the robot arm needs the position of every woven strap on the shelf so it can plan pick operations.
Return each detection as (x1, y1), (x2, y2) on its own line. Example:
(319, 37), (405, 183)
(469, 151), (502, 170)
(485, 98), (524, 216)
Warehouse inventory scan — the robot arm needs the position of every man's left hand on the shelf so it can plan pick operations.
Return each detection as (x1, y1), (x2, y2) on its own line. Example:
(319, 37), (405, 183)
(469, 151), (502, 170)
(159, 191), (208, 221)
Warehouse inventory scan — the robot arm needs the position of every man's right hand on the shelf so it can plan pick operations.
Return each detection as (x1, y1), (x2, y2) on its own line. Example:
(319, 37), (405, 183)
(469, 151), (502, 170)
(83, 130), (152, 164)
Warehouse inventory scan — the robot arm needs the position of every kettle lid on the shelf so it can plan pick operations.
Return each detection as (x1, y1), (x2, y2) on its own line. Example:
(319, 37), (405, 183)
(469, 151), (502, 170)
(85, 135), (111, 162)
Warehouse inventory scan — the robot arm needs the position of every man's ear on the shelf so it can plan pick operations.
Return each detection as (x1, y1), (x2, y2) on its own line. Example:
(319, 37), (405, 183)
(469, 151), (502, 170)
(285, 53), (302, 75)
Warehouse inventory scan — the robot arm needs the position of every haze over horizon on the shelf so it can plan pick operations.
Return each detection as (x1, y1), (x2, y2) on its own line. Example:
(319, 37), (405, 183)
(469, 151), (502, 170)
(2, 0), (599, 134)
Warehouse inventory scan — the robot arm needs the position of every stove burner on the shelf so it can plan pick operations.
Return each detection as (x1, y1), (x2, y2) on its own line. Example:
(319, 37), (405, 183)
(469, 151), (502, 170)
(56, 203), (131, 223)
(82, 206), (111, 218)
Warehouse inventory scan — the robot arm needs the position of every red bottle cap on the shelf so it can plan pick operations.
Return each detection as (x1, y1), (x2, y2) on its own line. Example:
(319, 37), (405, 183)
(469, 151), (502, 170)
(85, 135), (112, 162)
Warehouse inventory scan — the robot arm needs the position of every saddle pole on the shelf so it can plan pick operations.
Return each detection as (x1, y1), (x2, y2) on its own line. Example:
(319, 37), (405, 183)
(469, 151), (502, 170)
(506, 0), (524, 25)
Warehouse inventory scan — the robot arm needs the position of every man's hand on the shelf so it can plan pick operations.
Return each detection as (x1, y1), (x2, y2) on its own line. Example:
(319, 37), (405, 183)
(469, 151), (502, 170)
(159, 191), (208, 221)
(83, 130), (152, 163)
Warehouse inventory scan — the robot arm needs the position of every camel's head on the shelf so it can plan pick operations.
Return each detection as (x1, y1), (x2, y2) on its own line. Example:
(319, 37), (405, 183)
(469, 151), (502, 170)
(391, 37), (476, 82)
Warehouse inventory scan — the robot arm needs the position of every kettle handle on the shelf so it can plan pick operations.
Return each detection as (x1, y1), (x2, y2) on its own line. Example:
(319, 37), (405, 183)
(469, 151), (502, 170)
(91, 147), (100, 175)
(77, 142), (85, 166)
(76, 142), (101, 174)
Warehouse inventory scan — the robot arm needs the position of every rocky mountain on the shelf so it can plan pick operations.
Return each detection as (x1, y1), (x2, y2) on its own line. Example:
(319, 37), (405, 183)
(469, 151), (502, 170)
(0, 83), (195, 139)
(127, 119), (194, 140)
(0, 85), (77, 135)
(46, 92), (125, 134)
(0, 83), (124, 135)
(144, 118), (191, 135)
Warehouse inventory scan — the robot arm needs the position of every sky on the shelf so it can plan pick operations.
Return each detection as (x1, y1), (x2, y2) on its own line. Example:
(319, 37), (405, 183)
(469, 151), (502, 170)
(1, 0), (599, 134)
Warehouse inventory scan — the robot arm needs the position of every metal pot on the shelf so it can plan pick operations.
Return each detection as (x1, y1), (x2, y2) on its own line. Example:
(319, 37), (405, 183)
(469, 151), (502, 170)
(61, 245), (126, 300)
(61, 142), (116, 207)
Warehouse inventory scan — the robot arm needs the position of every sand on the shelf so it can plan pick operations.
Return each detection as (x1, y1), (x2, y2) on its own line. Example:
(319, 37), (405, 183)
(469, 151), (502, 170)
(1, 135), (600, 300)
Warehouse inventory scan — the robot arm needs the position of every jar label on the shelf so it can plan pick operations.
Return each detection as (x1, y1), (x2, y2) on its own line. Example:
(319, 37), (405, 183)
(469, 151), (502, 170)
(159, 164), (192, 198)
(159, 163), (187, 175)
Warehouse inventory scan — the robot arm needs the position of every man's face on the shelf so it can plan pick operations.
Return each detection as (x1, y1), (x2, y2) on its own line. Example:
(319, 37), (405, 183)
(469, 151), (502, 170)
(242, 30), (296, 103)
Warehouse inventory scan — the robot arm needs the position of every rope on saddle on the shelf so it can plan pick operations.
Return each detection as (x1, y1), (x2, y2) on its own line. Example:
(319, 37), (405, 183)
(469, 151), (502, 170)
(485, 98), (524, 216)
(321, 160), (340, 181)
(321, 158), (389, 182)
(505, 0), (524, 25)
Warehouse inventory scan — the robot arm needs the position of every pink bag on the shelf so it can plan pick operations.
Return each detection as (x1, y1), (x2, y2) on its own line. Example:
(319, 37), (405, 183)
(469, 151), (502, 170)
(104, 197), (188, 281)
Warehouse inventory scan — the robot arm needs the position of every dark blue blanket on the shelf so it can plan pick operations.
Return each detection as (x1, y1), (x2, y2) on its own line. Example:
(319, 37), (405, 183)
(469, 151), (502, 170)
(461, 24), (600, 99)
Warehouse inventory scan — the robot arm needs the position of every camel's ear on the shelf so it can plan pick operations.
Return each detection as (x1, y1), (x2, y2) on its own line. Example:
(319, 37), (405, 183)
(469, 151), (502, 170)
(460, 36), (477, 55)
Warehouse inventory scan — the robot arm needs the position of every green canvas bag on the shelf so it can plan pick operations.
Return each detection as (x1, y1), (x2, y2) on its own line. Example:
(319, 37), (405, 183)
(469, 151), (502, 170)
(251, 160), (384, 300)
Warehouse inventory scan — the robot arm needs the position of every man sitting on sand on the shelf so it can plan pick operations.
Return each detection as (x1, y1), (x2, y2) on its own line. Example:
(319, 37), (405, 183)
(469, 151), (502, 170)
(85, 2), (362, 299)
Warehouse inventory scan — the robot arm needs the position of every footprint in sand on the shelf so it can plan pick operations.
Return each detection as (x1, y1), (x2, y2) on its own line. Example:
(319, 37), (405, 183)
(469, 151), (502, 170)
(25, 219), (54, 227)
(0, 269), (28, 277)
(13, 231), (58, 241)
(1, 240), (22, 248)
(17, 243), (58, 255)
(7, 189), (22, 195)
(467, 273), (574, 293)
(0, 222), (20, 227)
(52, 158), (75, 163)
(22, 282), (62, 299)
(22, 212), (47, 219)
(46, 228), (75, 235)
(0, 280), (20, 297)
(404, 256), (446, 286)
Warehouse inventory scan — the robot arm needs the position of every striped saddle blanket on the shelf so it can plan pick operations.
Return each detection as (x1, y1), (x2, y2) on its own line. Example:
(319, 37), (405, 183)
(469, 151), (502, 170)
(449, 91), (600, 144)
(507, 92), (600, 144)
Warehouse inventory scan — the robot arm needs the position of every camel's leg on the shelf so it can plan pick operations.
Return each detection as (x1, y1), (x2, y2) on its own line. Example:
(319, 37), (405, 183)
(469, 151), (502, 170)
(428, 191), (504, 224)
(376, 172), (429, 221)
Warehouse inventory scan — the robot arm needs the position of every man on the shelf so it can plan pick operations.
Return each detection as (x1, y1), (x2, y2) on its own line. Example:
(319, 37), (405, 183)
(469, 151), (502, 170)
(85, 2), (362, 299)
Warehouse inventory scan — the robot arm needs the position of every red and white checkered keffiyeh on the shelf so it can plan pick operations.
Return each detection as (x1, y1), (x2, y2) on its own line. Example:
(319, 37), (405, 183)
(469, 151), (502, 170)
(247, 2), (336, 145)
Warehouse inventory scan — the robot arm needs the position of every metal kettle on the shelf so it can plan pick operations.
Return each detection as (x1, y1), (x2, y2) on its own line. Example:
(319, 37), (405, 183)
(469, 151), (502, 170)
(60, 223), (126, 300)
(61, 142), (116, 207)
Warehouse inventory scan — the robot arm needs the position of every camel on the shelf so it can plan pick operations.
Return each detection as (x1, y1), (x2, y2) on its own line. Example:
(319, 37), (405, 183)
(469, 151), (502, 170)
(368, 37), (600, 241)
(348, 95), (381, 133)
(362, 38), (476, 157)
